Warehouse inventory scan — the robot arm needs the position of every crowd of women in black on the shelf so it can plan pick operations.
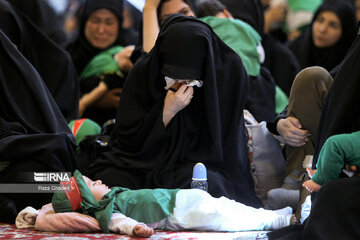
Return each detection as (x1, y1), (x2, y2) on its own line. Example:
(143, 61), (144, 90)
(0, 0), (360, 239)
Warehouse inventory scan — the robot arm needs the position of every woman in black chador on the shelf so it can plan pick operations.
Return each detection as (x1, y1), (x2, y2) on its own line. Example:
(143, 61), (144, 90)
(287, 0), (357, 72)
(89, 15), (262, 208)
(0, 30), (78, 223)
(66, 0), (136, 125)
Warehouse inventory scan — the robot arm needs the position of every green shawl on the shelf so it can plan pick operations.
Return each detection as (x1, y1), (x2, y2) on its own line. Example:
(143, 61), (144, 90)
(200, 16), (261, 77)
(80, 45), (124, 78)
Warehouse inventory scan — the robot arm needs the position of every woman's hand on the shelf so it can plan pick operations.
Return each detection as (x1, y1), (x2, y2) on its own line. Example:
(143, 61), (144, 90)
(114, 45), (135, 73)
(133, 224), (154, 237)
(163, 84), (194, 127)
(78, 81), (108, 116)
(264, 4), (286, 33)
(277, 117), (310, 147)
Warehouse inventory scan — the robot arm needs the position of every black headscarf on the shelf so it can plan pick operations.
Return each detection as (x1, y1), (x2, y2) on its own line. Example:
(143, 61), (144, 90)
(220, 0), (264, 38)
(67, 0), (126, 74)
(312, 33), (360, 165)
(5, 0), (68, 47)
(90, 15), (262, 208)
(288, 0), (357, 72)
(0, 29), (77, 211)
(0, 0), (80, 122)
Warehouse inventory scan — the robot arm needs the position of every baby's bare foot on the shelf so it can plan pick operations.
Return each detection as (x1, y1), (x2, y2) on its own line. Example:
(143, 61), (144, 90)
(303, 179), (321, 192)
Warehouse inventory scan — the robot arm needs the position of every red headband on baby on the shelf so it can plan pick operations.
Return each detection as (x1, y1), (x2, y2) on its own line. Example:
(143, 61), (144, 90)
(60, 176), (82, 211)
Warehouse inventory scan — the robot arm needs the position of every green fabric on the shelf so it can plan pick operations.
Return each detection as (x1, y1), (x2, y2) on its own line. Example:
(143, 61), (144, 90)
(80, 45), (124, 78)
(106, 187), (180, 225)
(68, 119), (101, 145)
(52, 170), (95, 213)
(312, 131), (360, 185)
(200, 16), (261, 77)
(275, 86), (288, 114)
(0, 161), (9, 172)
(52, 170), (180, 233)
(68, 119), (101, 154)
(287, 0), (322, 12)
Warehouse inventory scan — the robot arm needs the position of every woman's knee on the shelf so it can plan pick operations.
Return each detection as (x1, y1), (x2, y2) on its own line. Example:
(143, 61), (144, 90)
(290, 67), (333, 98)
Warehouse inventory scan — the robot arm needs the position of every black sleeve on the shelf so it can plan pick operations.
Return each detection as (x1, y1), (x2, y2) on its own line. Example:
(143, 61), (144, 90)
(79, 73), (126, 94)
(266, 106), (288, 135)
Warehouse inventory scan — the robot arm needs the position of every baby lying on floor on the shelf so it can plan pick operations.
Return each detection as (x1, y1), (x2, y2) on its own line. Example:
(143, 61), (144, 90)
(16, 170), (294, 237)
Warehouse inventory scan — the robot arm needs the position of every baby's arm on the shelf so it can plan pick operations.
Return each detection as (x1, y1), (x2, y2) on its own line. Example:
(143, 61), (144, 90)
(109, 212), (154, 237)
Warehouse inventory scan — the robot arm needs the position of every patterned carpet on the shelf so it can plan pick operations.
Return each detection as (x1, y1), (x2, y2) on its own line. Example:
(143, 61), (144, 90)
(0, 223), (269, 240)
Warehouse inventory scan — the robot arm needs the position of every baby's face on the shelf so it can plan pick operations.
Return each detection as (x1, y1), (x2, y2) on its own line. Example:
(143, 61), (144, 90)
(83, 176), (111, 201)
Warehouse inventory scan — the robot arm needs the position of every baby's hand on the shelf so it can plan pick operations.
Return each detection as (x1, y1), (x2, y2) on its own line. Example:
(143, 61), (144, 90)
(133, 224), (154, 237)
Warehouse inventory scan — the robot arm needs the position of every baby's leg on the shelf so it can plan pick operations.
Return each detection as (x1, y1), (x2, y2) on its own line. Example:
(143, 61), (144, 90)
(165, 189), (293, 231)
(303, 179), (321, 192)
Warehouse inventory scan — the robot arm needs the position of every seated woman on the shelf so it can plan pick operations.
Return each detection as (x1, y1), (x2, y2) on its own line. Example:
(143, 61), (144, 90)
(66, 0), (134, 125)
(143, 0), (277, 122)
(89, 15), (263, 208)
(268, 30), (360, 239)
(287, 0), (357, 72)
(0, 29), (78, 223)
(0, 0), (79, 122)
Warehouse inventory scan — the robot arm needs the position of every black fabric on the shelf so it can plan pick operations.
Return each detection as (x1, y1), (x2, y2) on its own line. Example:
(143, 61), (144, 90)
(268, 177), (360, 240)
(122, 0), (142, 45)
(0, 0), (80, 122)
(89, 15), (262, 207)
(220, 0), (264, 38)
(66, 0), (125, 74)
(124, 0), (142, 32)
(312, 33), (360, 165)
(220, 0), (299, 96)
(287, 0), (357, 72)
(262, 35), (301, 96)
(268, 31), (360, 240)
(6, 0), (68, 47)
(0, 29), (78, 217)
(246, 66), (276, 122)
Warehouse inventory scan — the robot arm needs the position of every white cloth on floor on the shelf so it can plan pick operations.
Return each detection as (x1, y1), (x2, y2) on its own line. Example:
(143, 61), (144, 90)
(16, 206), (39, 229)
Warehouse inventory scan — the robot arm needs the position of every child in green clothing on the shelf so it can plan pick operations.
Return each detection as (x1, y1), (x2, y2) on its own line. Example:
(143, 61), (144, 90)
(303, 131), (360, 192)
(52, 170), (294, 237)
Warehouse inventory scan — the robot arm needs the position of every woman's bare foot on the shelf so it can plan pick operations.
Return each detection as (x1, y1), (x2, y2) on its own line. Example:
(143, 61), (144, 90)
(303, 179), (321, 192)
